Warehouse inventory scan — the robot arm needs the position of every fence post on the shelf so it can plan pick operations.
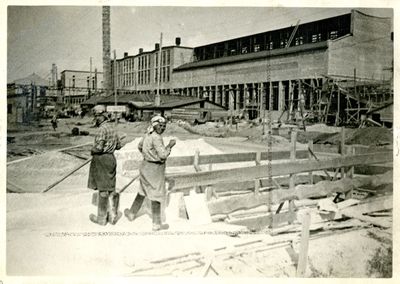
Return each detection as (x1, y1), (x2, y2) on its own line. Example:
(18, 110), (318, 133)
(288, 129), (297, 224)
(296, 211), (311, 277)
(308, 140), (314, 185)
(340, 127), (345, 179)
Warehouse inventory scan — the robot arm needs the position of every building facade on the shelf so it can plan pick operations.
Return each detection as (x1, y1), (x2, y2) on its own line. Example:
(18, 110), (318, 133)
(111, 37), (193, 95)
(61, 70), (104, 108)
(170, 10), (392, 120)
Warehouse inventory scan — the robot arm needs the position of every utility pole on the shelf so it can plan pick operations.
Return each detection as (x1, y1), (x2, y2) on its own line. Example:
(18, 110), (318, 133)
(156, 32), (163, 106)
(114, 50), (118, 127)
(88, 57), (92, 99)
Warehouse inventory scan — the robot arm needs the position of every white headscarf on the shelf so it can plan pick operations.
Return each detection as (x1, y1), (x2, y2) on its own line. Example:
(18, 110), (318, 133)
(147, 115), (166, 134)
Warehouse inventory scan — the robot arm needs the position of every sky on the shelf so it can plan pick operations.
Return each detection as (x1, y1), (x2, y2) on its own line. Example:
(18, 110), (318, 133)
(7, 5), (393, 83)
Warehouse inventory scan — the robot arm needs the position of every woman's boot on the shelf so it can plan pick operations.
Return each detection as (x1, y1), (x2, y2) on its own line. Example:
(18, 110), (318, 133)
(151, 201), (169, 231)
(124, 194), (145, 222)
(108, 192), (122, 225)
(89, 191), (109, 226)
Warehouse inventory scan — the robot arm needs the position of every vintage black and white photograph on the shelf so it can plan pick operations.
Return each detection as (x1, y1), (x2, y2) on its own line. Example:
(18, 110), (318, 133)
(2, 1), (397, 280)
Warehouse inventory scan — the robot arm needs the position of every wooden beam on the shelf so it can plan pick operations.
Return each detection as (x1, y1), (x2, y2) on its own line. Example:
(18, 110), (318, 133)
(167, 152), (392, 191)
(341, 196), (392, 228)
(226, 210), (296, 229)
(212, 174), (326, 193)
(123, 150), (309, 171)
(296, 211), (311, 277)
(207, 171), (392, 216)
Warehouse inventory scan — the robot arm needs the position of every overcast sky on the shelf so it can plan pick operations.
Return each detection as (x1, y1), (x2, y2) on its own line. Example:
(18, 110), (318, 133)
(7, 6), (393, 83)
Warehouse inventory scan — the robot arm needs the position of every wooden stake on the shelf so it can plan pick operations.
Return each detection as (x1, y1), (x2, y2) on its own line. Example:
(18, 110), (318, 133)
(288, 130), (297, 224)
(346, 146), (355, 178)
(308, 140), (314, 185)
(296, 211), (311, 277)
(340, 127), (345, 179)
(255, 151), (261, 166)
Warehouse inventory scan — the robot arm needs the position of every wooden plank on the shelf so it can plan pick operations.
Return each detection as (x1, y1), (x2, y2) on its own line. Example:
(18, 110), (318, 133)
(226, 210), (296, 230)
(167, 151), (392, 191)
(340, 127), (345, 179)
(341, 212), (391, 228)
(207, 171), (392, 216)
(123, 150), (309, 170)
(212, 174), (326, 193)
(296, 211), (311, 277)
(354, 164), (393, 175)
(308, 140), (314, 184)
(289, 130), (297, 224)
(341, 195), (392, 215)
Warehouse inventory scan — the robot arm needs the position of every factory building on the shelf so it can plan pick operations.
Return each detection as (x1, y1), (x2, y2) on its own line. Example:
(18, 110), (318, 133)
(171, 10), (393, 121)
(60, 70), (104, 108)
(111, 37), (193, 94)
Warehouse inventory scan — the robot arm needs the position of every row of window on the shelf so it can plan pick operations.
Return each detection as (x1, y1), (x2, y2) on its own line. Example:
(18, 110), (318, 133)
(199, 31), (340, 60)
(63, 96), (85, 105)
(138, 50), (171, 70)
(69, 75), (98, 89)
(155, 66), (170, 83)
(138, 70), (150, 85)
(194, 14), (351, 61)
(123, 58), (134, 73)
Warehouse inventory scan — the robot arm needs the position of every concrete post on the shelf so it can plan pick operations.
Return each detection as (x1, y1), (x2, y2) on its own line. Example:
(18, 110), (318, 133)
(279, 81), (284, 111)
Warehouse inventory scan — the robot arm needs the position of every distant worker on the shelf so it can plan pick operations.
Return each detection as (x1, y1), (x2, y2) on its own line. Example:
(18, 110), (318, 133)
(50, 114), (58, 131)
(88, 105), (123, 226)
(124, 115), (176, 231)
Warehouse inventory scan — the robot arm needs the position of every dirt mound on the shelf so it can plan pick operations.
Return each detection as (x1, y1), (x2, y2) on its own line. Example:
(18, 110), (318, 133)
(319, 127), (393, 146)
(119, 121), (190, 136)
(177, 121), (229, 137)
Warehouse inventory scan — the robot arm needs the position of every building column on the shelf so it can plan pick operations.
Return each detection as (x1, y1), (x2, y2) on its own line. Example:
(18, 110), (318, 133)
(229, 85), (234, 113)
(215, 85), (220, 104)
(235, 85), (240, 112)
(222, 86), (227, 107)
(278, 81), (284, 111)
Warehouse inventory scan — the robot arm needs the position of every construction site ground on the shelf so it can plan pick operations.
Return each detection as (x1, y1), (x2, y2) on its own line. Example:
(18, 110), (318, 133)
(6, 117), (393, 277)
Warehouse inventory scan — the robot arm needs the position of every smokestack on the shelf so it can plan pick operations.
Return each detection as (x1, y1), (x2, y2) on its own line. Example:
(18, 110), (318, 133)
(139, 48), (143, 54)
(102, 6), (111, 95)
(175, 37), (181, 46)
(124, 52), (128, 57)
(155, 43), (160, 50)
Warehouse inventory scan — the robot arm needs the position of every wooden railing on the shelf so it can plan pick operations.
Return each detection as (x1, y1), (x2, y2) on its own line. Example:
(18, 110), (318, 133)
(166, 151), (392, 192)
(122, 149), (309, 171)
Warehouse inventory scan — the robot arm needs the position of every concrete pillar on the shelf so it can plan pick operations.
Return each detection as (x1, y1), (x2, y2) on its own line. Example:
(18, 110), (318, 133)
(235, 85), (240, 112)
(215, 85), (220, 104)
(229, 85), (234, 113)
(221, 86), (226, 107)
(278, 81), (284, 111)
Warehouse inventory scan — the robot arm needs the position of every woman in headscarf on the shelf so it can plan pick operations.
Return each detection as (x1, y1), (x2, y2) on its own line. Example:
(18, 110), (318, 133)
(124, 115), (176, 231)
(88, 105), (123, 226)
